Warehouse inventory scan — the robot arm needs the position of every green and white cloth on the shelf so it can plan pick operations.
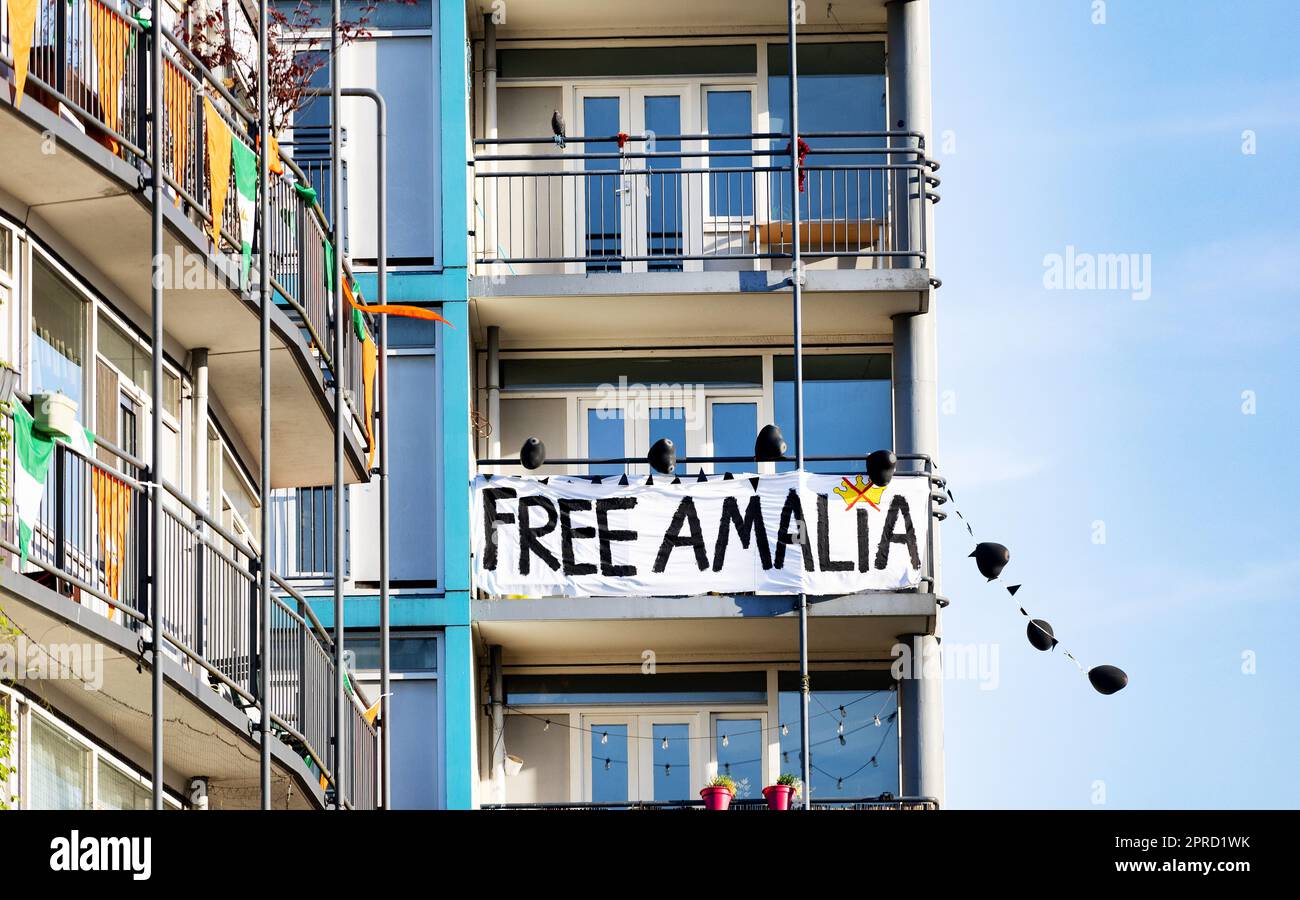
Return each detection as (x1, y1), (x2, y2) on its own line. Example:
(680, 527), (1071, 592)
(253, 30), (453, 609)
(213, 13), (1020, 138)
(11, 403), (94, 565)
(231, 138), (258, 289)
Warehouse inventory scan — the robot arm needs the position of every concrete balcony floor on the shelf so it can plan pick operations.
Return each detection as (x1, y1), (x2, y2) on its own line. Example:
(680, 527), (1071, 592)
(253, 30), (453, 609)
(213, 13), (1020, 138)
(0, 567), (327, 809)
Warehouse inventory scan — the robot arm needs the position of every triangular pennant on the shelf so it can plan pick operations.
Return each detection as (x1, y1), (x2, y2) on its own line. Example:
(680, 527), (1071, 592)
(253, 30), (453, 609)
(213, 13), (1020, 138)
(1019, 607), (1028, 616)
(947, 489), (955, 502)
(203, 98), (232, 248)
(645, 475), (654, 486)
(591, 476), (603, 485)
(965, 522), (973, 535)
(671, 476), (681, 485)
(483, 473), (494, 481)
(539, 477), (549, 485)
(748, 476), (760, 492)
(8, 0), (39, 110)
(617, 474), (629, 486)
(696, 471), (708, 483)
(1006, 584), (1021, 596)
(723, 472), (734, 480)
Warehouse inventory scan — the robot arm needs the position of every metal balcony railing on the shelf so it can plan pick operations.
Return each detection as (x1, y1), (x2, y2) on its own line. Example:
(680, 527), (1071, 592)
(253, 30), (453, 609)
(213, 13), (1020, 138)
(482, 796), (939, 811)
(0, 0), (375, 452)
(0, 401), (379, 808)
(472, 131), (939, 275)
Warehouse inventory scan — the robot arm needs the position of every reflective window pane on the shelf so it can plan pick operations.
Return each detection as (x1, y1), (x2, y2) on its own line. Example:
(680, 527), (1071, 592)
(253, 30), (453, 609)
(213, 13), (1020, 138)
(644, 96), (683, 270)
(775, 354), (892, 474)
(590, 724), (629, 803)
(778, 685), (899, 800)
(711, 402), (756, 474)
(31, 257), (86, 410)
(707, 91), (754, 218)
(715, 718), (762, 801)
(587, 407), (625, 477)
(583, 96), (622, 272)
(652, 723), (691, 801)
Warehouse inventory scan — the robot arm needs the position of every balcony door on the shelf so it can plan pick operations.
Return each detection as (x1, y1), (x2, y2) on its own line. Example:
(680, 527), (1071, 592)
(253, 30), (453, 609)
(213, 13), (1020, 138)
(583, 713), (705, 804)
(578, 393), (711, 477)
(575, 87), (693, 275)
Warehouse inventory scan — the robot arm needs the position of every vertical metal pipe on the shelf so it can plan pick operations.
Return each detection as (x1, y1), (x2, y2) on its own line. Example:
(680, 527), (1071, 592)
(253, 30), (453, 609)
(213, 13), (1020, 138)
(486, 326), (501, 465)
(258, 0), (273, 810)
(489, 645), (505, 804)
(331, 0), (347, 811)
(484, 15), (498, 141)
(785, 0), (812, 810)
(148, 4), (165, 810)
(375, 91), (392, 812)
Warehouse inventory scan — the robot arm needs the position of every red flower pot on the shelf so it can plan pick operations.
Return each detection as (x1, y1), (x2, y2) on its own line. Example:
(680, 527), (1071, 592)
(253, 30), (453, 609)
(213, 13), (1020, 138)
(700, 786), (734, 810)
(763, 784), (795, 810)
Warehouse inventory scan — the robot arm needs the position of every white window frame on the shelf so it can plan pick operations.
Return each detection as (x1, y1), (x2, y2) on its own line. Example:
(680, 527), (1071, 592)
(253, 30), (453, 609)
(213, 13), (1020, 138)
(2, 684), (182, 809)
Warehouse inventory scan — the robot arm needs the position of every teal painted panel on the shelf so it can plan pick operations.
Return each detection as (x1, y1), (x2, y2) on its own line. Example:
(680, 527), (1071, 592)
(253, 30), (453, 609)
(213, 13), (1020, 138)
(443, 620), (474, 809)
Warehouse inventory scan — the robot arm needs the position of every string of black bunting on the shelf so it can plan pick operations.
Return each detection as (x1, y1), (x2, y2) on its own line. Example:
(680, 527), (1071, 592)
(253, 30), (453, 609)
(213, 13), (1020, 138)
(932, 461), (1129, 696)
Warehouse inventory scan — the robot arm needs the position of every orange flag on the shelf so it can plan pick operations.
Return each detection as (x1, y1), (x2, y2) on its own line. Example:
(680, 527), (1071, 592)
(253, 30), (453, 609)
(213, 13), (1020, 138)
(92, 468), (132, 609)
(8, 0), (39, 110)
(165, 58), (193, 207)
(341, 277), (452, 327)
(90, 0), (130, 136)
(204, 98), (232, 248)
(361, 331), (378, 469)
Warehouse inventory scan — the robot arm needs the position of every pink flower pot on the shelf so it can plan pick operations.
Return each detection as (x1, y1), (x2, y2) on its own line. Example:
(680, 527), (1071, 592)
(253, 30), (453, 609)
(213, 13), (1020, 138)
(763, 784), (795, 810)
(700, 786), (734, 810)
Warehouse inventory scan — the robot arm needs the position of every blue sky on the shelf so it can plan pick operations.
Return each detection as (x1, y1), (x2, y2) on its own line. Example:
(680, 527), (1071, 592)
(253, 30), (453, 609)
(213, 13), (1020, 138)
(931, 0), (1300, 808)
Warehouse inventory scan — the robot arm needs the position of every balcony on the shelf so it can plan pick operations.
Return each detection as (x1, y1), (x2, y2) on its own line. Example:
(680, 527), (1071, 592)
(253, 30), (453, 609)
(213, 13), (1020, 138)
(0, 402), (378, 808)
(471, 454), (947, 667)
(471, 132), (939, 343)
(0, 0), (374, 486)
(483, 796), (938, 811)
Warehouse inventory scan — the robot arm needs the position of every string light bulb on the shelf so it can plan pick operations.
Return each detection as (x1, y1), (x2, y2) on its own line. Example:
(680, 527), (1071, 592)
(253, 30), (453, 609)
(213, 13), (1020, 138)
(871, 756), (879, 768)
(604, 758), (611, 771)
(543, 719), (551, 731)
(600, 732), (608, 745)
(781, 723), (789, 736)
(721, 734), (729, 748)
(839, 734), (847, 746)
(836, 778), (844, 790)
(661, 736), (669, 750)
(837, 720), (845, 736)
(873, 714), (882, 727)
(839, 705), (847, 718)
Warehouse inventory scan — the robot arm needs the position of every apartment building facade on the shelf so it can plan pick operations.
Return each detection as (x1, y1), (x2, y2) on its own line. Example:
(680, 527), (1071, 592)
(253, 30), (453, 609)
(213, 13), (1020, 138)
(1, 0), (943, 811)
(460, 0), (945, 809)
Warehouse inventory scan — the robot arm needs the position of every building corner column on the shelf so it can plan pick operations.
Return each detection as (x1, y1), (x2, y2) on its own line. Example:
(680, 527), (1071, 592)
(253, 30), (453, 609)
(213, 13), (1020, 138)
(888, 0), (945, 808)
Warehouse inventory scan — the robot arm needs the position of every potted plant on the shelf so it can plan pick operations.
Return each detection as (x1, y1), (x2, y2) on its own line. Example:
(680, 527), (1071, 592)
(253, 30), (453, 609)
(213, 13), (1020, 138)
(700, 774), (737, 810)
(763, 773), (802, 810)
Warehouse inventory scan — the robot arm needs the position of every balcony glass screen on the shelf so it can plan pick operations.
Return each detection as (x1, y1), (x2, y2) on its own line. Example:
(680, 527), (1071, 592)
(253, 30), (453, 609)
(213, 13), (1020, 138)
(777, 670), (900, 800)
(774, 354), (892, 474)
(498, 46), (757, 79)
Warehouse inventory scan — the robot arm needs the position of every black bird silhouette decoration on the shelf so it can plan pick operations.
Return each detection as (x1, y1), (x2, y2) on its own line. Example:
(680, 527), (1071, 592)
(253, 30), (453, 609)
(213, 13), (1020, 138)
(551, 109), (566, 148)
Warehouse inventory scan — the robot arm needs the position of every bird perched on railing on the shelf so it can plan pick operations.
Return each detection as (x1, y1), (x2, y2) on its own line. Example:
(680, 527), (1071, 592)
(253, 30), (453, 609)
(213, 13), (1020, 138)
(552, 109), (566, 148)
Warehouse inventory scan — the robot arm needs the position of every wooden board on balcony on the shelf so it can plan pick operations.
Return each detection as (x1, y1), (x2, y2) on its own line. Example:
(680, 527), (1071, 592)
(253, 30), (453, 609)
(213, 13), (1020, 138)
(750, 219), (884, 248)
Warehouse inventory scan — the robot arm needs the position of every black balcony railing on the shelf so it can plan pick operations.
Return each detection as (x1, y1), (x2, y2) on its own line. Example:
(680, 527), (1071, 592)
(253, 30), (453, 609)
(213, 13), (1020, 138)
(482, 796), (938, 811)
(472, 131), (939, 275)
(0, 0), (374, 451)
(0, 401), (378, 808)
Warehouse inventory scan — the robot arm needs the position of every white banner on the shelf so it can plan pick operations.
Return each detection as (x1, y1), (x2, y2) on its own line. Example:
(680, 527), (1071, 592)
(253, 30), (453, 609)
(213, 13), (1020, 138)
(472, 472), (930, 598)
